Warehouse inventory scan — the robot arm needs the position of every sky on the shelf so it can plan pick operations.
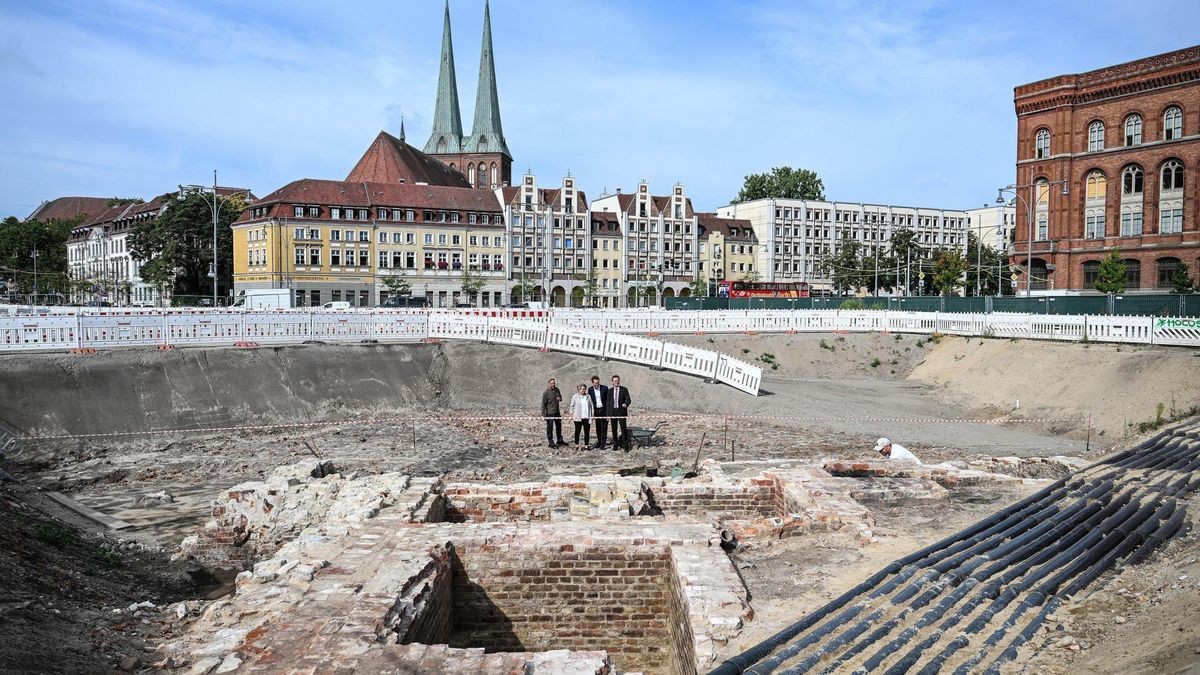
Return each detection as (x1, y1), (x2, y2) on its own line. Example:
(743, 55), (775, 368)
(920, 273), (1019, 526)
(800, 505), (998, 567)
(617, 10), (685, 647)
(1, 0), (1197, 219)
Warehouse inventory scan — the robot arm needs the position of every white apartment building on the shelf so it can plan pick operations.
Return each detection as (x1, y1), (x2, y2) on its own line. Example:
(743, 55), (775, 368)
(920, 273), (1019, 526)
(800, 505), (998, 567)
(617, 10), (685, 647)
(716, 198), (971, 293)
(590, 181), (699, 307)
(67, 198), (168, 306)
(965, 205), (1016, 254)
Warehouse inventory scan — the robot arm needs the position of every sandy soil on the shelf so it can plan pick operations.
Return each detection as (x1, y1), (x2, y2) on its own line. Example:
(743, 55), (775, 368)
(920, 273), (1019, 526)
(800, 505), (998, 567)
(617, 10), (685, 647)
(911, 336), (1200, 441)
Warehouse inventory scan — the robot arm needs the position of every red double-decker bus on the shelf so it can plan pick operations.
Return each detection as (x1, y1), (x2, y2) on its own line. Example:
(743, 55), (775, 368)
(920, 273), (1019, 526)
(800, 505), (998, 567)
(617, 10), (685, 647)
(717, 281), (811, 298)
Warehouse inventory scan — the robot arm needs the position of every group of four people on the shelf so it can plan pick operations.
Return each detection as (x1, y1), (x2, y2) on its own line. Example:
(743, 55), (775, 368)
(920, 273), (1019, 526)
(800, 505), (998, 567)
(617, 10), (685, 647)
(541, 375), (632, 450)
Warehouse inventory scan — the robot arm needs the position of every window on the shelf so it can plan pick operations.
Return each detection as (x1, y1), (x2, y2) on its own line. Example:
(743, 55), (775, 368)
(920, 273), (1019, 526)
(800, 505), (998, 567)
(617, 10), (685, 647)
(343, 230), (353, 241)
(1084, 171), (1107, 239)
(1157, 258), (1180, 288)
(330, 249), (341, 266)
(1087, 121), (1104, 152)
(309, 247), (320, 266)
(1122, 165), (1143, 195)
(452, 235), (461, 246)
(1034, 179), (1049, 241)
(358, 210), (367, 220)
(452, 213), (460, 224)
(378, 231), (387, 244)
(1119, 167), (1144, 235)
(294, 227), (304, 240)
(1164, 107), (1183, 140)
(1034, 129), (1050, 158)
(406, 210), (415, 222)
(1125, 259), (1141, 287)
(392, 232), (401, 244)
(293, 206), (304, 218)
(424, 233), (433, 245)
(407, 233), (416, 244)
(359, 231), (369, 243)
(308, 228), (320, 240)
(405, 252), (415, 268)
(1160, 160), (1185, 234)
(392, 209), (402, 220)
(331, 230), (341, 241)
(469, 236), (478, 246)
(1124, 114), (1142, 146)
(331, 207), (341, 220)
(1082, 261), (1100, 287)
(358, 250), (368, 267)
(378, 209), (389, 221)
(438, 234), (447, 245)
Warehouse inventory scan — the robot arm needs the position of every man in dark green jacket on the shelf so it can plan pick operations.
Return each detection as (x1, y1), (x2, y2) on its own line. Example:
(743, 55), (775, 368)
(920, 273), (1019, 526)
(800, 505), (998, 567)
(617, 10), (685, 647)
(542, 378), (566, 448)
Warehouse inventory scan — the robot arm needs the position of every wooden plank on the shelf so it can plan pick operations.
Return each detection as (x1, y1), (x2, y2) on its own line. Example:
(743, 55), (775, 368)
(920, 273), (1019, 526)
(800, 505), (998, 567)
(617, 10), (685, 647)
(46, 491), (133, 530)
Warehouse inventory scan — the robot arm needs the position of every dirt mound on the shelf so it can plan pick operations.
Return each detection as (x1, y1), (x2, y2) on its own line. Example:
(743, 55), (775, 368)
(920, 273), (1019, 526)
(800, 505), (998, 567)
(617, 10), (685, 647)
(670, 332), (934, 380)
(910, 336), (1200, 441)
(0, 486), (193, 674)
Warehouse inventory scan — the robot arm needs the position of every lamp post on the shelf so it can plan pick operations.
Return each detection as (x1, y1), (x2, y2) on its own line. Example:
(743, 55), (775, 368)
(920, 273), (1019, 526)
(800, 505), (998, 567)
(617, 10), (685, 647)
(180, 170), (220, 307)
(996, 178), (1068, 297)
(30, 246), (39, 304)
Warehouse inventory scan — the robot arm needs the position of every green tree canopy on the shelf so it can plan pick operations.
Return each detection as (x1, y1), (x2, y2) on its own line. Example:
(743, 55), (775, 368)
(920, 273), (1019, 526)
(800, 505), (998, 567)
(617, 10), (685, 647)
(1094, 249), (1126, 294)
(824, 231), (864, 295)
(128, 192), (242, 298)
(932, 249), (968, 296)
(688, 277), (709, 297)
(459, 268), (485, 304)
(0, 214), (81, 295)
(381, 270), (411, 296)
(964, 232), (1013, 296)
(1170, 262), (1195, 294)
(734, 166), (825, 203)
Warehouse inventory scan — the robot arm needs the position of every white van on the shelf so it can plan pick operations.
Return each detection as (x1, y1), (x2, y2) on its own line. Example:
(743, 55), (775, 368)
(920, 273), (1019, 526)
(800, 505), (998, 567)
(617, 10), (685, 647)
(232, 289), (292, 310)
(321, 301), (351, 310)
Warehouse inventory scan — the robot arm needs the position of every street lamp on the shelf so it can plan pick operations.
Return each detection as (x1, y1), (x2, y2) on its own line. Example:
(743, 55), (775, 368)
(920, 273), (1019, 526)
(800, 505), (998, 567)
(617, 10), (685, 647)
(996, 179), (1069, 297)
(30, 246), (38, 304)
(180, 169), (220, 307)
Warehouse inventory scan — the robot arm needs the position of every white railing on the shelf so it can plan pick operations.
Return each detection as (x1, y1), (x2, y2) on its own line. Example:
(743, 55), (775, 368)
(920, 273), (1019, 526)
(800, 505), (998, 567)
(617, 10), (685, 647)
(3, 307), (1198, 394)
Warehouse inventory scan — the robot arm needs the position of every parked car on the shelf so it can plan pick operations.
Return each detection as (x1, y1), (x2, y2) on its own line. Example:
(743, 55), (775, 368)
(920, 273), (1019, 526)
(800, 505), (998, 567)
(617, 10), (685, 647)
(380, 295), (428, 309)
(321, 301), (351, 310)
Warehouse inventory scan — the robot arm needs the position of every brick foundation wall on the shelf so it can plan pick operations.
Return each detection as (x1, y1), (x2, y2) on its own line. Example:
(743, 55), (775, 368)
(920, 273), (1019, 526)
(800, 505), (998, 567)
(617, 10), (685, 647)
(391, 546), (454, 646)
(445, 543), (683, 675)
(648, 476), (781, 520)
(442, 478), (651, 523)
(665, 554), (698, 673)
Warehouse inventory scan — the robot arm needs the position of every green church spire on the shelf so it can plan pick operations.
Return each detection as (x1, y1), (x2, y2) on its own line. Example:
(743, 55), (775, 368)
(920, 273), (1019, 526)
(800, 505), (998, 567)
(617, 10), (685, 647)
(424, 0), (463, 155)
(465, 0), (510, 158)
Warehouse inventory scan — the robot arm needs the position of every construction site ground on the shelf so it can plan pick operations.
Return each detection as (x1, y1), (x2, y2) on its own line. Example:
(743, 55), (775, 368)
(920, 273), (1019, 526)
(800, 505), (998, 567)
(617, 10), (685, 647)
(1, 333), (1198, 674)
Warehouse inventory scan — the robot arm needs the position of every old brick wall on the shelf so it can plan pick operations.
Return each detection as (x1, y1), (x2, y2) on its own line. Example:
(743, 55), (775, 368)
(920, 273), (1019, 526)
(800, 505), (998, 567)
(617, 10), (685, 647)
(648, 476), (781, 520)
(446, 543), (684, 675)
(665, 554), (698, 673)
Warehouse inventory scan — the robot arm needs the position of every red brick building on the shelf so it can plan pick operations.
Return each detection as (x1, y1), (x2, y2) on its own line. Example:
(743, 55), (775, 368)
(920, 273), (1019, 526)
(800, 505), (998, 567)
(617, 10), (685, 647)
(1013, 45), (1200, 292)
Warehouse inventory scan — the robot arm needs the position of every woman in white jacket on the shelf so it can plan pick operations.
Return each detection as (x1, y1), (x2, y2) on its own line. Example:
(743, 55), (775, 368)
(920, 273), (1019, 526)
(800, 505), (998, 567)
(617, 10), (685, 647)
(569, 384), (595, 448)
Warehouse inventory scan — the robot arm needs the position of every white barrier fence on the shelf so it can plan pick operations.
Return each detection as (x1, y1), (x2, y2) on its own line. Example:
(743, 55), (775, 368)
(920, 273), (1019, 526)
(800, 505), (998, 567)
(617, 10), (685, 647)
(549, 309), (1200, 348)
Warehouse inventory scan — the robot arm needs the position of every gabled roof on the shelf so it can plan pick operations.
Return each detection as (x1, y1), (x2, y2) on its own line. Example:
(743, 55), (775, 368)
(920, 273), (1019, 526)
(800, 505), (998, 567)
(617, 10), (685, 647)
(697, 212), (756, 242)
(347, 131), (472, 188)
(238, 178), (502, 223)
(26, 196), (115, 223)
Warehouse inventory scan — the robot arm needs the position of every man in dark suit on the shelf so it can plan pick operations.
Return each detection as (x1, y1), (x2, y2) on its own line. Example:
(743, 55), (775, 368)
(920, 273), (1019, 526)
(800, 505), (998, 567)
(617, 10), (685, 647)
(609, 374), (631, 451)
(587, 375), (609, 450)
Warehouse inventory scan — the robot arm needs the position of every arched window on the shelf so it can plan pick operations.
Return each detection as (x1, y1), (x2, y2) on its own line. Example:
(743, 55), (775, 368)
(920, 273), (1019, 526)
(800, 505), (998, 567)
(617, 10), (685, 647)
(1087, 121), (1105, 152)
(1120, 166), (1144, 236)
(1160, 160), (1184, 234)
(477, 164), (488, 189)
(466, 162), (474, 184)
(1082, 260), (1101, 287)
(1124, 114), (1142, 146)
(1030, 258), (1048, 291)
(1084, 171), (1106, 239)
(1164, 106), (1183, 141)
(1034, 179), (1049, 240)
(1125, 259), (1141, 287)
(1157, 258), (1181, 288)
(1034, 129), (1050, 159)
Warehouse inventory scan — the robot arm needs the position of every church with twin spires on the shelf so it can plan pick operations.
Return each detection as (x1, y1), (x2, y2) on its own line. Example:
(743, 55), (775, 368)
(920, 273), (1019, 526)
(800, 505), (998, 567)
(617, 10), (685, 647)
(423, 0), (513, 190)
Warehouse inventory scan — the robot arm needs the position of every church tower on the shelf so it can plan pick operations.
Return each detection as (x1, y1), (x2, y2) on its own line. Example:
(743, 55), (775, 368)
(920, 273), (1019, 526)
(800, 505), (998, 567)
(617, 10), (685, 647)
(425, 0), (512, 189)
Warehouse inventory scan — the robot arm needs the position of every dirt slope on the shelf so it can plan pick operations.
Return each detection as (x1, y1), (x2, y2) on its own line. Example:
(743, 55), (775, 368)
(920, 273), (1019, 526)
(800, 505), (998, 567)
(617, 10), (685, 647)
(910, 336), (1200, 441)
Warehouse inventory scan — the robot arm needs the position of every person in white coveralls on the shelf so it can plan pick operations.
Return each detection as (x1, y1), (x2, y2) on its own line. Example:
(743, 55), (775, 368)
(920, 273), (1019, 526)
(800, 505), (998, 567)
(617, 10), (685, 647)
(874, 437), (921, 464)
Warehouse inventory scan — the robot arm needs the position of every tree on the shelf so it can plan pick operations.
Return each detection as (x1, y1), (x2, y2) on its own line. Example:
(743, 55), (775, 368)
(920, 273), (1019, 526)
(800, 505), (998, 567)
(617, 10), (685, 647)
(0, 215), (81, 295)
(381, 270), (411, 297)
(932, 249), (968, 296)
(823, 231), (864, 295)
(734, 166), (825, 203)
(510, 281), (537, 303)
(688, 277), (709, 297)
(459, 268), (485, 305)
(964, 232), (1012, 296)
(1170, 262), (1196, 294)
(737, 269), (763, 283)
(581, 269), (600, 306)
(1094, 249), (1126, 294)
(128, 192), (241, 298)
(889, 227), (928, 295)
